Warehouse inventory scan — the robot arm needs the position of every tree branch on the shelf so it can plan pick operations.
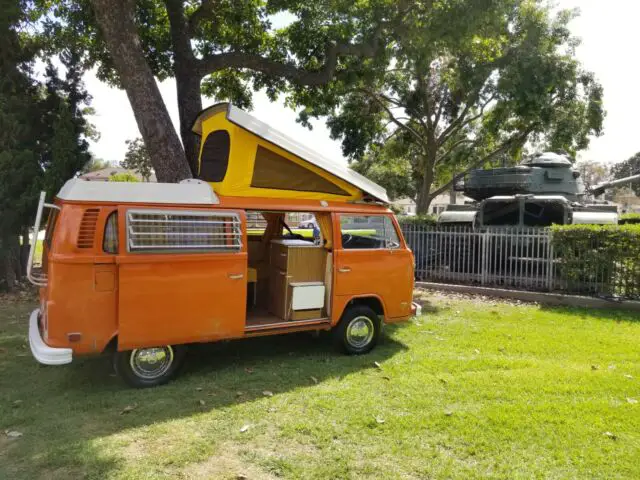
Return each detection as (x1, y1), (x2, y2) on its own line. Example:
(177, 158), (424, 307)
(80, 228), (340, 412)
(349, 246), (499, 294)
(361, 88), (428, 149)
(188, 0), (215, 34)
(428, 128), (533, 198)
(196, 39), (379, 84)
(193, 0), (415, 84)
(435, 138), (477, 166)
(164, 0), (195, 63)
(436, 83), (492, 146)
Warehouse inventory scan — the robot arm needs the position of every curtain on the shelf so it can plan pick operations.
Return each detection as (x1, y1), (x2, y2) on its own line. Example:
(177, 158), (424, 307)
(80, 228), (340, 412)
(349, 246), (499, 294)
(315, 212), (333, 250)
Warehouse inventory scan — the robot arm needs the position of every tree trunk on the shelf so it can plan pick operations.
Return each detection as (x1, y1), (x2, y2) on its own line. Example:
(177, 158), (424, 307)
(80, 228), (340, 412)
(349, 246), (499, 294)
(164, 0), (203, 177)
(90, 0), (192, 183)
(0, 234), (21, 291)
(416, 169), (435, 214)
(175, 70), (203, 176)
(416, 149), (437, 215)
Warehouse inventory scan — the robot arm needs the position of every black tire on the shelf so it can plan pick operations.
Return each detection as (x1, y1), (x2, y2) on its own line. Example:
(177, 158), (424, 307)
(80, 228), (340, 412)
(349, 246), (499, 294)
(333, 305), (381, 355)
(114, 345), (187, 388)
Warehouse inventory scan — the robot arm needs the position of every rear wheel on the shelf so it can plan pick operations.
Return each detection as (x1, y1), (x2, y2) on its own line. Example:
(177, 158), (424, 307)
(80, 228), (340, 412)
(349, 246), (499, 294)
(114, 345), (186, 388)
(333, 305), (381, 355)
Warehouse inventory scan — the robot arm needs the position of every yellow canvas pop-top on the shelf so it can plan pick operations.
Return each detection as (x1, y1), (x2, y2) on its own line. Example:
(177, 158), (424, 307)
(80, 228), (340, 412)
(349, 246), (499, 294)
(191, 103), (389, 203)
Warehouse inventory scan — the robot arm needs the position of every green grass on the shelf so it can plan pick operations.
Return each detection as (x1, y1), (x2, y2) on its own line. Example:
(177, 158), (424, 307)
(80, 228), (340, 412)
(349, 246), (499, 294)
(1, 292), (639, 479)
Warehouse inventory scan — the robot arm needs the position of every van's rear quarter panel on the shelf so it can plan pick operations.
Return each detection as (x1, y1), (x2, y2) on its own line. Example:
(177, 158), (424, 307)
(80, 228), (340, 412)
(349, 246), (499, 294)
(117, 254), (247, 350)
(46, 260), (118, 354)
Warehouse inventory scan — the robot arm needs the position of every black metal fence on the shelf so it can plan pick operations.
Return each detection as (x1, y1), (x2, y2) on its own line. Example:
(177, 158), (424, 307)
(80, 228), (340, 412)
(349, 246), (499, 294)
(400, 224), (640, 300)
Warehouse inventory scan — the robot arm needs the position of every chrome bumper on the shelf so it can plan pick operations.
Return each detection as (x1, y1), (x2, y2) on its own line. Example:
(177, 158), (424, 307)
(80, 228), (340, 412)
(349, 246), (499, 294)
(29, 309), (72, 365)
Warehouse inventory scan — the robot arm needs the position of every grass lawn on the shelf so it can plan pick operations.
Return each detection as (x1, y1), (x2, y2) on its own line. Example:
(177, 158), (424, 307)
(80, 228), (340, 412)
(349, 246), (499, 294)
(1, 291), (639, 479)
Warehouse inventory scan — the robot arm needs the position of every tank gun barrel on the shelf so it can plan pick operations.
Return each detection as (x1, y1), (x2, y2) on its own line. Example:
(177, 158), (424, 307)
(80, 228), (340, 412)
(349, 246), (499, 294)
(591, 173), (640, 196)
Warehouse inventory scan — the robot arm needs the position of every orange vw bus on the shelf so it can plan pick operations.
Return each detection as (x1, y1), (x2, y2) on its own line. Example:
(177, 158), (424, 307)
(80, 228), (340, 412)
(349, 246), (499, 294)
(27, 103), (418, 387)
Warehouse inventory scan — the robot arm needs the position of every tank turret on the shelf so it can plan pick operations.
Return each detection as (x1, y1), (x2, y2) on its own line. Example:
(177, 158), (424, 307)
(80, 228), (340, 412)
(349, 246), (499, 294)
(461, 152), (585, 202)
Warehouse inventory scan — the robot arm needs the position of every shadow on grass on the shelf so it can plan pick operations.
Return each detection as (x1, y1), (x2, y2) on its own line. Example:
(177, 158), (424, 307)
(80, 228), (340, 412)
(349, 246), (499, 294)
(538, 303), (640, 323)
(412, 292), (441, 314)
(0, 317), (409, 478)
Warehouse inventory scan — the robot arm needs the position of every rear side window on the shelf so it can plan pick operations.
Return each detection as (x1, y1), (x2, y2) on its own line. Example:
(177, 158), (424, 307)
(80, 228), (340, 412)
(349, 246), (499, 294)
(103, 212), (119, 253)
(126, 209), (242, 253)
(340, 215), (400, 250)
(199, 130), (230, 182)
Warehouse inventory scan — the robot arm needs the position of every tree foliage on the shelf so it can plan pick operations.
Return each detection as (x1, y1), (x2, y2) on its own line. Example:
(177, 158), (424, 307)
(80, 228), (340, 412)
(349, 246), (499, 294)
(122, 137), (153, 181)
(576, 160), (610, 191)
(32, 0), (409, 178)
(0, 0), (94, 289)
(611, 152), (640, 196)
(290, 1), (605, 212)
(109, 171), (140, 182)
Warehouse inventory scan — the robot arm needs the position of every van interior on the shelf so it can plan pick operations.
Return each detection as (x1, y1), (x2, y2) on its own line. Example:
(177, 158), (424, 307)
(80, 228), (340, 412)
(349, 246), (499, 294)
(245, 211), (331, 330)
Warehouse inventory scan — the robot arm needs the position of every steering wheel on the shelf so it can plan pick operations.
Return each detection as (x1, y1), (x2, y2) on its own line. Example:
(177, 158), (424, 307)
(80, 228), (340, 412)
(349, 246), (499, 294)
(341, 233), (353, 247)
(282, 222), (305, 241)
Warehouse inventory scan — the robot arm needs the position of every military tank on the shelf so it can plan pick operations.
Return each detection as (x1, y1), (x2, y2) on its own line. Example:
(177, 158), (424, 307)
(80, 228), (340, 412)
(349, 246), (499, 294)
(438, 152), (640, 228)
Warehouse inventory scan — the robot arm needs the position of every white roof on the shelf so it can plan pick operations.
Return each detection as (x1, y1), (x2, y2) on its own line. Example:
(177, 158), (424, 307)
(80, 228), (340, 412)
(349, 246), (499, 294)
(193, 103), (389, 203)
(57, 179), (219, 205)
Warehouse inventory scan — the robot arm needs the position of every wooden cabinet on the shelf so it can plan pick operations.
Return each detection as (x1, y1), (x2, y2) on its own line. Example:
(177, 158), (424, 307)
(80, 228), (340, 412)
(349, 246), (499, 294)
(268, 241), (326, 320)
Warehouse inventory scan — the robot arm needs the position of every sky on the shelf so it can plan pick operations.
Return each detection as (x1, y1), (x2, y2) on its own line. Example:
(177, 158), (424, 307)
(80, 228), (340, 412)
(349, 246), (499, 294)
(86, 0), (640, 166)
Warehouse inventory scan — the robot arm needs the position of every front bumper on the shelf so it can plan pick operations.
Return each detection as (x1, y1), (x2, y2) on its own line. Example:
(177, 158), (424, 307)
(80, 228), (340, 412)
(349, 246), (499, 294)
(29, 309), (72, 365)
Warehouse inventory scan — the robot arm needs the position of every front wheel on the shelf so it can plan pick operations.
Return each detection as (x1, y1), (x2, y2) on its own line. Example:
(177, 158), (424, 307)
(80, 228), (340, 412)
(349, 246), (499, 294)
(333, 305), (381, 355)
(114, 345), (186, 388)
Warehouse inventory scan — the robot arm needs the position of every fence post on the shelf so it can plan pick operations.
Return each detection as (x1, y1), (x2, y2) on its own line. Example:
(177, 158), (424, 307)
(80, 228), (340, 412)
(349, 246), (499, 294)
(481, 230), (487, 285)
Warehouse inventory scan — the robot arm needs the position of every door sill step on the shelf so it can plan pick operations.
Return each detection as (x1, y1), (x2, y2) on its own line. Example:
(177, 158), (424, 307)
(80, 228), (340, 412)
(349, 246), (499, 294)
(245, 317), (330, 332)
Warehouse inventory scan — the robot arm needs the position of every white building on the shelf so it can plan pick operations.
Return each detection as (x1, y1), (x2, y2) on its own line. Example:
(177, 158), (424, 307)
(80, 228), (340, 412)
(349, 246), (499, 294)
(393, 193), (470, 216)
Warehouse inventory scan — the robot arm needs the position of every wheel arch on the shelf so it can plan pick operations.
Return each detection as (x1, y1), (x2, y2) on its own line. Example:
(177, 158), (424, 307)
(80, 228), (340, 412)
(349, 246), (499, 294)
(333, 294), (386, 325)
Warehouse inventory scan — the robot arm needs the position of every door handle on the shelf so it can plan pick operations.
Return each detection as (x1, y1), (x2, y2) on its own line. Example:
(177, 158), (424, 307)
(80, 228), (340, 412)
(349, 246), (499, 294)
(338, 267), (351, 273)
(228, 273), (244, 280)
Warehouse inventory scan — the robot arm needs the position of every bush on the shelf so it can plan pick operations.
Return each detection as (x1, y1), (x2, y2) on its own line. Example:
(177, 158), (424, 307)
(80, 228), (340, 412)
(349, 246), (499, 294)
(398, 215), (437, 227)
(620, 213), (640, 225)
(109, 172), (140, 182)
(551, 224), (640, 298)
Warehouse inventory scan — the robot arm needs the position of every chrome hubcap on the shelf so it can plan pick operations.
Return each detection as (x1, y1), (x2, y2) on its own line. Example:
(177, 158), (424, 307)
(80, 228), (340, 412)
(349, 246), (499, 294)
(346, 316), (375, 348)
(130, 346), (174, 379)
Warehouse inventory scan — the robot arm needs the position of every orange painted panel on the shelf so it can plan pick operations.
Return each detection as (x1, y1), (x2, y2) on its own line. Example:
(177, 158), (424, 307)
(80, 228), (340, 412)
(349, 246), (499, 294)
(333, 214), (414, 321)
(45, 259), (118, 354)
(117, 253), (248, 350)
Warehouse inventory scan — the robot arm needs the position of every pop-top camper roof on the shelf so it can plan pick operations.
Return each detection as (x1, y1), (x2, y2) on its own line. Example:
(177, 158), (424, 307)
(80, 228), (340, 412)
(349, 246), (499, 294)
(191, 103), (389, 203)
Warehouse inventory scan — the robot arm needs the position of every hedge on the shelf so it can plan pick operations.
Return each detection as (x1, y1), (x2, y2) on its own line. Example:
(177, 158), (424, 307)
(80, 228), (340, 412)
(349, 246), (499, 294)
(551, 224), (640, 298)
(397, 215), (438, 227)
(620, 213), (640, 225)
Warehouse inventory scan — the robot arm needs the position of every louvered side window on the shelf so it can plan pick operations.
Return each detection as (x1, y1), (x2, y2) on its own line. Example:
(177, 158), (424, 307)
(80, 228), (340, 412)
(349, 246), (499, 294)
(77, 208), (99, 249)
(126, 209), (242, 253)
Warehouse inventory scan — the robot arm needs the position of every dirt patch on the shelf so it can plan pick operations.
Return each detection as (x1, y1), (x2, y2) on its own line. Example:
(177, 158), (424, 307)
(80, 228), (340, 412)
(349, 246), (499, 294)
(180, 442), (279, 480)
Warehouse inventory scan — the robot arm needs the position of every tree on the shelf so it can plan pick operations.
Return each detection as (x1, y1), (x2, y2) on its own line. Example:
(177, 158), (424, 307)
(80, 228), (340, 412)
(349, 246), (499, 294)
(0, 0), (94, 290)
(36, 0), (410, 179)
(290, 1), (604, 212)
(82, 157), (113, 173)
(576, 160), (610, 191)
(122, 138), (153, 181)
(109, 172), (140, 182)
(611, 152), (640, 196)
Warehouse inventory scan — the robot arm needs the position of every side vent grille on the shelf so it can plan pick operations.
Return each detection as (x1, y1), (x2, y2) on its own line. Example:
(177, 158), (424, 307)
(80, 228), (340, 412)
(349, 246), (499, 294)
(77, 208), (99, 248)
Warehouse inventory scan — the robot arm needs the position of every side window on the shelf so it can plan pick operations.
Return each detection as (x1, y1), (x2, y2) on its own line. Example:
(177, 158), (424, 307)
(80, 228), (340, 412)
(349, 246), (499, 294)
(199, 130), (230, 182)
(103, 212), (119, 254)
(44, 209), (59, 249)
(340, 215), (400, 250)
(126, 209), (242, 253)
